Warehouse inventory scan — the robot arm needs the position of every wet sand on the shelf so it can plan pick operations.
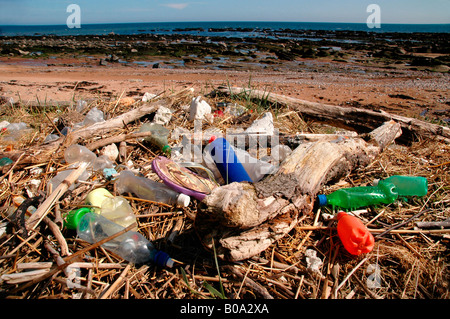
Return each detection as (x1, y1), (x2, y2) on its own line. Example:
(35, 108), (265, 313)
(0, 31), (449, 122)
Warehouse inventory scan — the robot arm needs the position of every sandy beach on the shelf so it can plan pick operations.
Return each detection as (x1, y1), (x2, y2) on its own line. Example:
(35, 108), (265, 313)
(1, 31), (449, 122)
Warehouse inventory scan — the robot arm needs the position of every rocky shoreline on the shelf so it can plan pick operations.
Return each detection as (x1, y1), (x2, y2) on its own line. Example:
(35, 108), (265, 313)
(1, 29), (449, 72)
(0, 29), (449, 123)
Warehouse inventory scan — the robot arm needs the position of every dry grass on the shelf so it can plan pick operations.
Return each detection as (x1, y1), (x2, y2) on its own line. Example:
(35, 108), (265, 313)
(0, 85), (448, 300)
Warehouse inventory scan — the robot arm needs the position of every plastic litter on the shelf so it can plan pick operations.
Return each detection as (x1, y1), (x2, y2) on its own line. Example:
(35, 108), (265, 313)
(64, 208), (173, 267)
(305, 249), (323, 273)
(374, 175), (428, 197)
(43, 134), (60, 144)
(116, 170), (190, 207)
(245, 112), (274, 136)
(208, 137), (276, 183)
(317, 179), (398, 210)
(85, 188), (137, 228)
(152, 156), (218, 201)
(208, 137), (252, 184)
(142, 92), (157, 102)
(189, 96), (212, 122)
(270, 144), (292, 163)
(233, 146), (277, 183)
(224, 103), (247, 116)
(138, 123), (171, 155)
(153, 105), (173, 126)
(64, 144), (97, 165)
(336, 211), (374, 255)
(82, 107), (105, 126)
(0, 120), (10, 130)
(0, 157), (13, 167)
(3, 122), (31, 141)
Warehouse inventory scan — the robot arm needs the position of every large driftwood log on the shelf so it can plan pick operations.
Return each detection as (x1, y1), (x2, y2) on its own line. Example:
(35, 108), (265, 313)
(195, 120), (402, 261)
(216, 86), (450, 144)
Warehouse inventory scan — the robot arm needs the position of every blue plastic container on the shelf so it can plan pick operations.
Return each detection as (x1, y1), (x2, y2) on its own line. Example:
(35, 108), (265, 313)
(209, 137), (252, 184)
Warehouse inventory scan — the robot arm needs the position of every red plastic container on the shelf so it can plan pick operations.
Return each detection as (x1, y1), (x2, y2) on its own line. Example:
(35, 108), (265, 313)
(337, 212), (375, 255)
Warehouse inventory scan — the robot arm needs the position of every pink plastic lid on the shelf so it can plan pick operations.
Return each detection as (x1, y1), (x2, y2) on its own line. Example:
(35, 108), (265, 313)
(151, 156), (218, 201)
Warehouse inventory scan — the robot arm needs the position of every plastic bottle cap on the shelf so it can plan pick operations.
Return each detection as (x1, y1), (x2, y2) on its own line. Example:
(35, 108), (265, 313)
(64, 207), (91, 230)
(317, 194), (328, 206)
(162, 145), (171, 155)
(177, 194), (191, 207)
(208, 135), (217, 143)
(153, 250), (174, 268)
(373, 179), (380, 186)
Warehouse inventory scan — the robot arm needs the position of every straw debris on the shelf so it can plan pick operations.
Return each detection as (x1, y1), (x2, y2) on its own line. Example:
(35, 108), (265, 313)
(0, 84), (448, 300)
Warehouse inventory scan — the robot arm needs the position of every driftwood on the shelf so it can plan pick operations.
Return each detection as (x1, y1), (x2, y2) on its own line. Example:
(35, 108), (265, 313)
(195, 120), (402, 261)
(216, 86), (450, 144)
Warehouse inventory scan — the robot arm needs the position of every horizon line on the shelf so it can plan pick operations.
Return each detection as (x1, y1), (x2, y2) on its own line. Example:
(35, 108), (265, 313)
(1, 20), (450, 27)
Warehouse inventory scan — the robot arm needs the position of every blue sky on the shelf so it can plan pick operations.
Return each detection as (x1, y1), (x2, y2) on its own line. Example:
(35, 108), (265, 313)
(0, 0), (449, 25)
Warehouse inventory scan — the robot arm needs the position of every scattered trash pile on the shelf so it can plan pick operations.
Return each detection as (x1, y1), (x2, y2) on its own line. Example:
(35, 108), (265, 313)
(0, 87), (448, 299)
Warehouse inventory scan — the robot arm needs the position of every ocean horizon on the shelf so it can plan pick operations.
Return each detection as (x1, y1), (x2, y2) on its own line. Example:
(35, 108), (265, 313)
(1, 21), (449, 37)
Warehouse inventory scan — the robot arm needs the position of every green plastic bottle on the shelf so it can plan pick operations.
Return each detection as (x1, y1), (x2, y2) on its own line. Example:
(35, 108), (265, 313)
(375, 175), (428, 197)
(317, 180), (398, 210)
(138, 123), (171, 155)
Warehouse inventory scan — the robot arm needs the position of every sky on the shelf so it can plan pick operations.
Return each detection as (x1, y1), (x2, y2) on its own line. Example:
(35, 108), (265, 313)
(0, 0), (449, 25)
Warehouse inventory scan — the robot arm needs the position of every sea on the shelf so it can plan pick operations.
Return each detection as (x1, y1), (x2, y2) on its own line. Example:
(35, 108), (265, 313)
(0, 21), (449, 37)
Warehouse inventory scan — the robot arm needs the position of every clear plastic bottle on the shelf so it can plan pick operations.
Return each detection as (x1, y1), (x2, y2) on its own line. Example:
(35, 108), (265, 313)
(85, 188), (137, 229)
(64, 144), (97, 165)
(233, 146), (276, 183)
(138, 123), (171, 155)
(317, 180), (398, 210)
(336, 212), (374, 255)
(64, 208), (173, 267)
(116, 170), (190, 207)
(374, 175), (428, 197)
(64, 144), (115, 179)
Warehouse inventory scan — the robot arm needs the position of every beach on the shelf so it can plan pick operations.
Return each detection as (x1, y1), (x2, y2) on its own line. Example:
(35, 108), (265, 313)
(1, 31), (449, 122)
(1, 27), (450, 301)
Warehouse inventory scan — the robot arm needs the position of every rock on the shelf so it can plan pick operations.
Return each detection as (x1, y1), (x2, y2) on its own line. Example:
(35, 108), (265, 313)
(99, 58), (108, 66)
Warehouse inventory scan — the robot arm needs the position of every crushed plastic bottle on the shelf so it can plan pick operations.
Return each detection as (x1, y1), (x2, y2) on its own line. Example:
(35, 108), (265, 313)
(317, 180), (398, 210)
(64, 144), (116, 177)
(64, 144), (97, 165)
(233, 146), (276, 183)
(138, 123), (171, 155)
(64, 208), (173, 267)
(116, 170), (190, 207)
(336, 212), (374, 255)
(85, 188), (136, 228)
(47, 168), (90, 191)
(3, 122), (31, 141)
(374, 175), (428, 197)
(82, 107), (105, 126)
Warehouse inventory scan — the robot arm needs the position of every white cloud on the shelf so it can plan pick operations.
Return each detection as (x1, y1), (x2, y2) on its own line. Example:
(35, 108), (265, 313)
(163, 3), (189, 10)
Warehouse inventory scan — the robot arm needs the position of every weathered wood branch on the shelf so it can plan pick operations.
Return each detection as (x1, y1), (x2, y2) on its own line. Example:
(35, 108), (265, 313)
(216, 86), (450, 144)
(195, 120), (402, 261)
